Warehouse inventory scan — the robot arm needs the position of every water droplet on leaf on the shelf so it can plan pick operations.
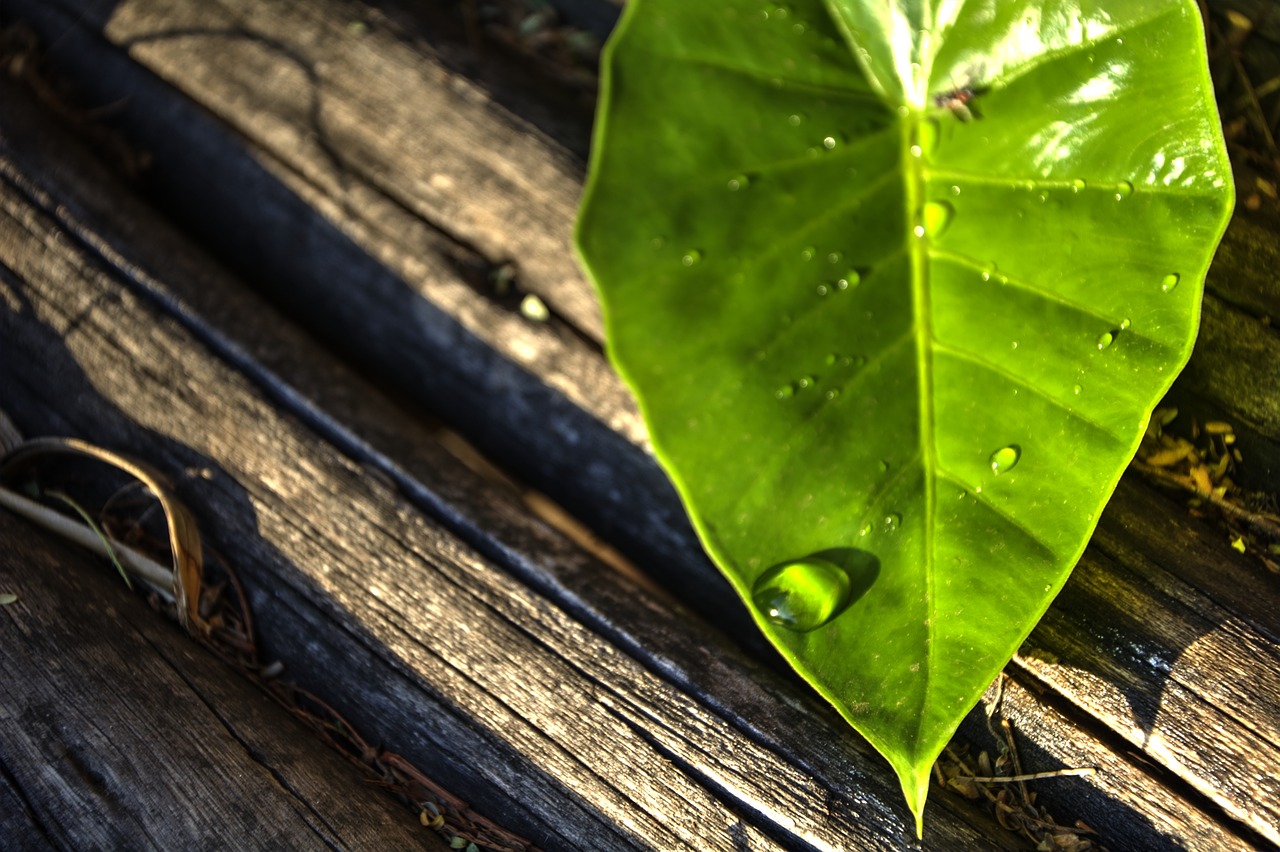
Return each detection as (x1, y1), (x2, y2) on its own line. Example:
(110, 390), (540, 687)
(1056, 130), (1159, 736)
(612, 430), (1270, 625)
(775, 383), (795, 399)
(800, 246), (816, 261)
(920, 201), (954, 238)
(989, 445), (1021, 475)
(1114, 180), (1134, 199)
(727, 175), (750, 191)
(751, 558), (852, 631)
(1073, 384), (1083, 395)
(1161, 273), (1180, 293)
(822, 136), (836, 150)
(1096, 331), (1115, 350)
(788, 113), (804, 126)
(1119, 318), (1131, 330)
(883, 513), (901, 532)
(1071, 178), (1087, 192)
(681, 250), (702, 266)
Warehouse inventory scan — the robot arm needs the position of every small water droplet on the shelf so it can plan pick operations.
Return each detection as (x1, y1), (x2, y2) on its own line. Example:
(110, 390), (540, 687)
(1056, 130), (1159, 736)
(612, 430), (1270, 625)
(775, 383), (795, 399)
(520, 294), (550, 322)
(1038, 191), (1049, 203)
(822, 136), (836, 149)
(920, 201), (954, 238)
(950, 185), (961, 196)
(792, 21), (806, 34)
(1114, 180), (1134, 200)
(816, 284), (829, 296)
(913, 225), (926, 238)
(824, 353), (837, 365)
(910, 145), (922, 158)
(797, 375), (815, 389)
(751, 557), (852, 632)
(989, 445), (1021, 475)
(836, 269), (860, 290)
(1071, 178), (1087, 192)
(1096, 331), (1115, 350)
(825, 388), (840, 400)
(878, 459), (890, 473)
(681, 250), (702, 267)
(1119, 318), (1131, 330)
(826, 251), (842, 264)
(727, 174), (750, 191)
(1161, 273), (1180, 293)
(800, 246), (816, 261)
(788, 113), (804, 126)
(882, 513), (901, 532)
(1011, 340), (1019, 350)
(649, 236), (666, 249)
(1073, 384), (1083, 395)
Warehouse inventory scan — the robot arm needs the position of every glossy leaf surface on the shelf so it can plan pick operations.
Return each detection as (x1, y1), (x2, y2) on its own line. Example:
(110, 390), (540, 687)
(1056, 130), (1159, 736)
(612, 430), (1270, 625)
(576, 0), (1232, 831)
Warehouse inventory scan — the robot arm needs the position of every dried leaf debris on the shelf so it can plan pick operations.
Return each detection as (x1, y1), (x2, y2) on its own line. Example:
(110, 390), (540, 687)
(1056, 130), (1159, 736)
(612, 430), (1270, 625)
(0, 417), (537, 852)
(1134, 407), (1280, 575)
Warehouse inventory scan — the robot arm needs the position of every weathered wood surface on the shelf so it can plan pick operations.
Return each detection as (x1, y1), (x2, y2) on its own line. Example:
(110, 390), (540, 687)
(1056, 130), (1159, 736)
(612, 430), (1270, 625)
(0, 0), (1277, 848)
(0, 509), (446, 851)
(0, 79), (1030, 850)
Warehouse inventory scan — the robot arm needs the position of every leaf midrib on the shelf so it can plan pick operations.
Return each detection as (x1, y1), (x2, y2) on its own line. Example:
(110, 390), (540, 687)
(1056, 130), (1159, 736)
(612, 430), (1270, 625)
(905, 113), (938, 754)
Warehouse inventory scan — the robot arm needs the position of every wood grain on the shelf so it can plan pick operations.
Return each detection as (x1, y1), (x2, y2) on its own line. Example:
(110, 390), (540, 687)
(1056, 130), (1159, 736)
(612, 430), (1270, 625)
(0, 509), (445, 851)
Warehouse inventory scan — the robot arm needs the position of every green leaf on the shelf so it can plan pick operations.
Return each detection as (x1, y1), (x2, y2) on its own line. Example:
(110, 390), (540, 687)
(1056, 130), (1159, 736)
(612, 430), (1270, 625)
(576, 0), (1232, 833)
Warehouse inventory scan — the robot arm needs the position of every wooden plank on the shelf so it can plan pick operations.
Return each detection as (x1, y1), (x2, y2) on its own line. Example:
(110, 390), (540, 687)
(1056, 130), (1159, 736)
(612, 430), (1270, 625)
(3, 0), (1275, 847)
(0, 511), (446, 850)
(0, 83), (1031, 851)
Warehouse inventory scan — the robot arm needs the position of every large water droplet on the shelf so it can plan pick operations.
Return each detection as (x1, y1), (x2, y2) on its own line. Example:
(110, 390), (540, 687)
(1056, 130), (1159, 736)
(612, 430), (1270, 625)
(883, 513), (901, 532)
(1161, 273), (1180, 293)
(681, 249), (702, 267)
(822, 136), (837, 150)
(920, 201), (954, 238)
(751, 558), (852, 631)
(1071, 178), (1087, 192)
(1096, 331), (1115, 350)
(1114, 180), (1134, 200)
(989, 445), (1021, 475)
